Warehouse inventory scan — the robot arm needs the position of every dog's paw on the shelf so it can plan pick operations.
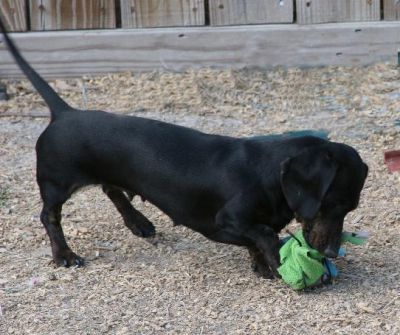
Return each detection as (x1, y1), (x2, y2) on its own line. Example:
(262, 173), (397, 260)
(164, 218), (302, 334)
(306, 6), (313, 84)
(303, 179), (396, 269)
(126, 217), (156, 238)
(53, 250), (84, 268)
(138, 221), (156, 238)
(251, 260), (282, 280)
(252, 263), (275, 279)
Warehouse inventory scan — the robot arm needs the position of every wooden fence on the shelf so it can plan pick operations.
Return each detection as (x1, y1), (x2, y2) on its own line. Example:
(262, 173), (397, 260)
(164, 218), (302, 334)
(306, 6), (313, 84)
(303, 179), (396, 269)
(1, 0), (400, 32)
(1, 1), (399, 76)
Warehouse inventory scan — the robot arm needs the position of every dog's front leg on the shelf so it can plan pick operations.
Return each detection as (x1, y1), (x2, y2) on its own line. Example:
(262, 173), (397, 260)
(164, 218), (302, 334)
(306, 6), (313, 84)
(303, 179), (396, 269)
(211, 195), (281, 278)
(244, 225), (281, 278)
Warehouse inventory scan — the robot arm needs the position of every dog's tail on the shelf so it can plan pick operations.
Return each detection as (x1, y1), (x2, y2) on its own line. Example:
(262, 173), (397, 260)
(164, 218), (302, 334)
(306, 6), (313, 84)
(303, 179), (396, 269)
(0, 15), (71, 120)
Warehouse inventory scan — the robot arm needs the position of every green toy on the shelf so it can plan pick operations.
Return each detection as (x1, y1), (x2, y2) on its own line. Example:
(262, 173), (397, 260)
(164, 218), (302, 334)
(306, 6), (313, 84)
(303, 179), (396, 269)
(278, 230), (368, 290)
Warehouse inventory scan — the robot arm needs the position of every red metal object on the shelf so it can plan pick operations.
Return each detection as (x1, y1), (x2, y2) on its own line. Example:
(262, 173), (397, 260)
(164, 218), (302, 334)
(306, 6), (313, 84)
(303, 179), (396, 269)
(384, 150), (400, 172)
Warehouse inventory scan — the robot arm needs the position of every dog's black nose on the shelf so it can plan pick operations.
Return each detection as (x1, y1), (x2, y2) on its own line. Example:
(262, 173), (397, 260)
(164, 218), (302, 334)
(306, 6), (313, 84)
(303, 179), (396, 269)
(324, 247), (338, 258)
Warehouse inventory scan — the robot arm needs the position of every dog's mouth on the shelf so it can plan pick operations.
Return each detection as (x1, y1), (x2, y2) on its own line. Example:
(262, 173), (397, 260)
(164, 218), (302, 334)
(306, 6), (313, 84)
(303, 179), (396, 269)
(301, 223), (340, 258)
(308, 233), (340, 258)
(297, 214), (341, 258)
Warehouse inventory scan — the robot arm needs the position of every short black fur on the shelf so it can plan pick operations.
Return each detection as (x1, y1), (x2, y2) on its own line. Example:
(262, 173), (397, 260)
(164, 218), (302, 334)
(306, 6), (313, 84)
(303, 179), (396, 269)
(0, 18), (368, 277)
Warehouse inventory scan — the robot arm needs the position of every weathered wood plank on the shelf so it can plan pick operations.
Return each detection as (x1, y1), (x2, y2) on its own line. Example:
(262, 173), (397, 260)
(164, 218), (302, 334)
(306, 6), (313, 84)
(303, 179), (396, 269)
(0, 0), (27, 31)
(209, 0), (293, 25)
(120, 0), (205, 28)
(296, 0), (380, 24)
(383, 0), (400, 20)
(0, 22), (399, 78)
(29, 0), (116, 30)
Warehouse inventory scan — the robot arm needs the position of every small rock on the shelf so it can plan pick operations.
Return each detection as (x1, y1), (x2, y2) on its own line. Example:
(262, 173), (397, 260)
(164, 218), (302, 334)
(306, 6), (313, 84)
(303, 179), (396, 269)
(48, 273), (57, 281)
(356, 302), (375, 314)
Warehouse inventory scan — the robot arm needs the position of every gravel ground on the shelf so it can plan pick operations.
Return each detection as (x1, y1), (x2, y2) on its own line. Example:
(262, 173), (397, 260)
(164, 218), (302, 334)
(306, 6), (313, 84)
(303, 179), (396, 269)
(0, 64), (399, 334)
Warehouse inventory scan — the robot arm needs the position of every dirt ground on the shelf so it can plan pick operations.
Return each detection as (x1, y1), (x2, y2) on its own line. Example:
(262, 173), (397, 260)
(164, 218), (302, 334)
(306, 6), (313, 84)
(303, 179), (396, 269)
(0, 64), (399, 335)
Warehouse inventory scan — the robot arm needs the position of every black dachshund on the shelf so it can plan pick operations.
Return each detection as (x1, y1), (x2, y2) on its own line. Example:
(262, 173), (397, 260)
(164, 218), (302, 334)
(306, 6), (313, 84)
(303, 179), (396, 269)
(0, 18), (368, 278)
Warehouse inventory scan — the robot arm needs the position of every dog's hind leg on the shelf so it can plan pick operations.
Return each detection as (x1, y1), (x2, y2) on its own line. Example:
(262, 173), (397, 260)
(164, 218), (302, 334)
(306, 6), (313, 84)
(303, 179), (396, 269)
(102, 185), (155, 238)
(39, 181), (84, 267)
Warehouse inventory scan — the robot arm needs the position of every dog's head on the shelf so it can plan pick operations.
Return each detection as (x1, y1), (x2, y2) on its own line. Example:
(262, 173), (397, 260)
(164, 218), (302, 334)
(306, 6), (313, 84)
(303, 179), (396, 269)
(280, 142), (368, 258)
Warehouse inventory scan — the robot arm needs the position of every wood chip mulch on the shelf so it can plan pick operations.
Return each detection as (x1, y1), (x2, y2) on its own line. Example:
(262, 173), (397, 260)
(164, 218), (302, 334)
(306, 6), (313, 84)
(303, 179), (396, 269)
(0, 64), (399, 334)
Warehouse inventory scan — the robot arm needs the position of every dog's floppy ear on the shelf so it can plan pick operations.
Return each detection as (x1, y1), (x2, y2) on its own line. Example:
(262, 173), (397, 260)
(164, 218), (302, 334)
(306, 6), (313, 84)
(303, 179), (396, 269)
(280, 148), (337, 220)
